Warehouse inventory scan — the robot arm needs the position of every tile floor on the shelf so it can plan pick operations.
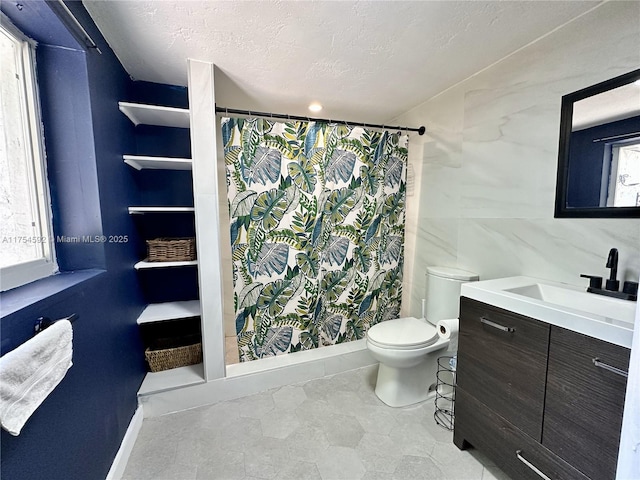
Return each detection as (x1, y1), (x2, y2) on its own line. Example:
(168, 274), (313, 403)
(123, 365), (511, 480)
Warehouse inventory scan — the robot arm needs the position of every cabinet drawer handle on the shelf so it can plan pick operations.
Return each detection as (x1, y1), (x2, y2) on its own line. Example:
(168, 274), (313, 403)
(592, 358), (628, 378)
(480, 317), (515, 333)
(516, 450), (552, 480)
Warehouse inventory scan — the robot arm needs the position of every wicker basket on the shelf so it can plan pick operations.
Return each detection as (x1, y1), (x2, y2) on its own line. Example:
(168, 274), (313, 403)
(145, 343), (202, 372)
(146, 237), (196, 262)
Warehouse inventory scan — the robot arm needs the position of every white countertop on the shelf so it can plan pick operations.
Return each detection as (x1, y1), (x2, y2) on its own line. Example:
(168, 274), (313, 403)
(461, 276), (637, 349)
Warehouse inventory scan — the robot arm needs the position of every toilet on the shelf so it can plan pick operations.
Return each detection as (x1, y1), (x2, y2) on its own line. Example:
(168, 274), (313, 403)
(366, 266), (479, 407)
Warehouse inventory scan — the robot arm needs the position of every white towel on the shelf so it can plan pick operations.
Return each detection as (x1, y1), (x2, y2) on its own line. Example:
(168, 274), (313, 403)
(0, 319), (73, 436)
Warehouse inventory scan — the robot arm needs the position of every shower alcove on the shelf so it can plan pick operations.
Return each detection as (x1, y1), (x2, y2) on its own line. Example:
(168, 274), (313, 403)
(134, 60), (377, 418)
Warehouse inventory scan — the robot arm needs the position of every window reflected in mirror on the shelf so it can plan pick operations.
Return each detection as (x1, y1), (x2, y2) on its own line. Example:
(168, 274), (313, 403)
(609, 141), (640, 207)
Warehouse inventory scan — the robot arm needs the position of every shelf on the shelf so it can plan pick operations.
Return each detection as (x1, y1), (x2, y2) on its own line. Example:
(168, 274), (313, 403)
(138, 363), (205, 396)
(134, 260), (198, 270)
(137, 300), (201, 325)
(119, 102), (190, 128)
(124, 155), (192, 171)
(128, 206), (194, 214)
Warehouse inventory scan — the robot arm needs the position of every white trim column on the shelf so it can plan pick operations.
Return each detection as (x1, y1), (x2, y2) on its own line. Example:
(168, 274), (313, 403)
(187, 59), (226, 381)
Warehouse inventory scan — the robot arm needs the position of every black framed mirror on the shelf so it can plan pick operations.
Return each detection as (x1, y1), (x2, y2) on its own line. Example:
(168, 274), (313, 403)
(555, 69), (640, 218)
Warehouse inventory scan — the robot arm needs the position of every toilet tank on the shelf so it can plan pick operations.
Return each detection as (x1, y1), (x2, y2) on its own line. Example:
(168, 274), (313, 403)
(425, 266), (479, 324)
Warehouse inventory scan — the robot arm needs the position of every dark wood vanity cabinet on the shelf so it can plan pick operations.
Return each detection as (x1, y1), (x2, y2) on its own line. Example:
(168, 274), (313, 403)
(544, 326), (630, 480)
(456, 298), (549, 439)
(454, 297), (630, 480)
(456, 388), (589, 480)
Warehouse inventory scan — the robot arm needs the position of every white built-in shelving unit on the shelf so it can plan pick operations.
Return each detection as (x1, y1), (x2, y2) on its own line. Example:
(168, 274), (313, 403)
(133, 260), (198, 270)
(136, 299), (204, 394)
(121, 100), (204, 393)
(124, 155), (192, 171)
(119, 102), (190, 128)
(136, 300), (201, 325)
(138, 363), (205, 396)
(128, 206), (195, 214)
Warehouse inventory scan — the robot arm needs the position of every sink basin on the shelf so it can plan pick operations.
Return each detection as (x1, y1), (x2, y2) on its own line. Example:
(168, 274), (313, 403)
(504, 283), (635, 327)
(461, 276), (637, 348)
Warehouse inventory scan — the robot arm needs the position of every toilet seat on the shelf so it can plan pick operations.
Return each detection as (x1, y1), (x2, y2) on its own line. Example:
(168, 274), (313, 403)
(367, 317), (439, 350)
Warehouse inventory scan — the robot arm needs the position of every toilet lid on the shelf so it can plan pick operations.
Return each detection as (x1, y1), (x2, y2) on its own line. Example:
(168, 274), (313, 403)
(367, 317), (439, 349)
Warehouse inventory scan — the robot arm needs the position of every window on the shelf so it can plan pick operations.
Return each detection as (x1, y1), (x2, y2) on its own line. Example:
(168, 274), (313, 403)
(0, 19), (56, 291)
(605, 139), (640, 207)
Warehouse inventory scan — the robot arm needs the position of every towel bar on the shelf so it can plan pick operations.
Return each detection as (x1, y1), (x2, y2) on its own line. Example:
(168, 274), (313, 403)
(34, 313), (78, 336)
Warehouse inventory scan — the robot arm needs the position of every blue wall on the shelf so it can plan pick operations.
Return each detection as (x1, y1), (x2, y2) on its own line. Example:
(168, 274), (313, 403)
(37, 43), (107, 270)
(1, 272), (144, 480)
(0, 2), (180, 478)
(567, 115), (640, 208)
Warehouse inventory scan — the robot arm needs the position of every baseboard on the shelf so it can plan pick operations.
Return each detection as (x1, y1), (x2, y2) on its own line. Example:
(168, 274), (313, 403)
(106, 405), (144, 480)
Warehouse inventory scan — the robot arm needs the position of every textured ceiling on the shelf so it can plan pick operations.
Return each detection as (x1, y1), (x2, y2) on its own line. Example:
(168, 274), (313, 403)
(83, 0), (601, 123)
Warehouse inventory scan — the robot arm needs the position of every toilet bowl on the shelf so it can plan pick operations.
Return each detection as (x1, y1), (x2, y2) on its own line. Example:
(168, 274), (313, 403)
(367, 317), (448, 407)
(366, 266), (478, 408)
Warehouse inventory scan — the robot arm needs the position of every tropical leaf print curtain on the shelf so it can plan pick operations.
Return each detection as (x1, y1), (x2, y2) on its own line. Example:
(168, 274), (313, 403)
(221, 118), (408, 362)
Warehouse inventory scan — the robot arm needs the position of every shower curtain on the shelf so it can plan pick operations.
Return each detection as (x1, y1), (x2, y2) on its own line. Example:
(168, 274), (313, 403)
(221, 118), (408, 362)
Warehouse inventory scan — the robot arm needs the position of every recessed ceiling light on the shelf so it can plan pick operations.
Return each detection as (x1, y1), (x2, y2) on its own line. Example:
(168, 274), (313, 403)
(308, 102), (322, 113)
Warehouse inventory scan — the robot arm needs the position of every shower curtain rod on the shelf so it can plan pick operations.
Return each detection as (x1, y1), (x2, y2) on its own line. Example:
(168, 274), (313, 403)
(216, 106), (426, 135)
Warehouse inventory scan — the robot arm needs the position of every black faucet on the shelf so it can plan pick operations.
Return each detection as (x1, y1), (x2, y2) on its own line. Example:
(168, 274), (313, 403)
(581, 248), (637, 301)
(605, 248), (619, 291)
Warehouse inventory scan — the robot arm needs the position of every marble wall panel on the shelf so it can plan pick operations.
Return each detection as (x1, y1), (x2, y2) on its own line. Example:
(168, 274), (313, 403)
(403, 218), (459, 317)
(395, 1), (640, 318)
(458, 219), (640, 286)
